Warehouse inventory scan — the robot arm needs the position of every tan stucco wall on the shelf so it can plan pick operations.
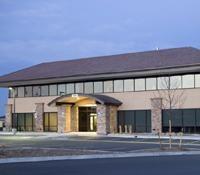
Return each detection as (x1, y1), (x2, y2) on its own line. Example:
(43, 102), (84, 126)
(7, 88), (200, 113)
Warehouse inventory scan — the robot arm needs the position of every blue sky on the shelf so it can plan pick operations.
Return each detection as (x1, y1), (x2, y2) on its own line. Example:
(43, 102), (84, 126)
(0, 0), (200, 115)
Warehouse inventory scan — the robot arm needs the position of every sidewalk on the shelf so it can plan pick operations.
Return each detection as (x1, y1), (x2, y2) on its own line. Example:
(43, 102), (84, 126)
(0, 131), (200, 140)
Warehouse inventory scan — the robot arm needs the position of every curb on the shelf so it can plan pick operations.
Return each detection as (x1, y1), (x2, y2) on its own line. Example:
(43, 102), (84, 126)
(1, 151), (200, 164)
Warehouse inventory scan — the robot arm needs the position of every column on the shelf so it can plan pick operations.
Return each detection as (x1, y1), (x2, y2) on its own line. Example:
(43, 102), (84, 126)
(57, 105), (67, 133)
(5, 104), (12, 131)
(35, 103), (44, 132)
(109, 106), (118, 133)
(151, 98), (162, 133)
(71, 106), (78, 132)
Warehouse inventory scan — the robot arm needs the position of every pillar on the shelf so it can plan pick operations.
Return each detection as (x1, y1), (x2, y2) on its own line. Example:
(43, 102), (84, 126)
(35, 103), (44, 132)
(151, 98), (162, 133)
(57, 105), (67, 133)
(71, 106), (78, 132)
(5, 104), (12, 131)
(109, 106), (118, 133)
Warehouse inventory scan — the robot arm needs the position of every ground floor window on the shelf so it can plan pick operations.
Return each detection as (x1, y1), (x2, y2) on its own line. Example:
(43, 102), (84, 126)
(162, 109), (200, 133)
(117, 110), (151, 133)
(43, 113), (58, 132)
(12, 113), (34, 131)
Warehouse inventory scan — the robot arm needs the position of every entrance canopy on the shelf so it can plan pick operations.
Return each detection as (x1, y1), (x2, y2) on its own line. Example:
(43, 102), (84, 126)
(48, 93), (122, 107)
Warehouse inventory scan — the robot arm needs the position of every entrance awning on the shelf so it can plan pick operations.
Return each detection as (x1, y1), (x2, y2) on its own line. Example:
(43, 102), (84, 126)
(48, 93), (122, 107)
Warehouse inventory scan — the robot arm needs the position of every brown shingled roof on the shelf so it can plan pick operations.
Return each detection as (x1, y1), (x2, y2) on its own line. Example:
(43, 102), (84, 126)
(0, 47), (200, 86)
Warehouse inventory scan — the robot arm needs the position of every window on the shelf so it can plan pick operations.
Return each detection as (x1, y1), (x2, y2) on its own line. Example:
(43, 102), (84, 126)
(114, 80), (123, 92)
(104, 81), (113, 93)
(12, 113), (34, 131)
(124, 79), (134, 92)
(182, 74), (194, 88)
(41, 85), (49, 96)
(58, 84), (66, 96)
(94, 82), (103, 93)
(33, 86), (41, 97)
(170, 76), (182, 89)
(157, 77), (169, 90)
(25, 86), (32, 97)
(17, 87), (24, 97)
(75, 83), (84, 93)
(84, 82), (93, 94)
(49, 84), (57, 96)
(66, 83), (74, 94)
(44, 113), (58, 132)
(146, 78), (157, 90)
(195, 74), (200, 88)
(135, 79), (145, 91)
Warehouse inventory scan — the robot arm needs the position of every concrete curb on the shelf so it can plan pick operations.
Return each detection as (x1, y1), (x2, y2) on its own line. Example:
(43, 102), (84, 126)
(1, 151), (200, 164)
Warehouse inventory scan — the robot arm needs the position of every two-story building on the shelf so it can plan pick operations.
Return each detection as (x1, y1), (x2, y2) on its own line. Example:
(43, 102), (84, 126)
(0, 47), (200, 134)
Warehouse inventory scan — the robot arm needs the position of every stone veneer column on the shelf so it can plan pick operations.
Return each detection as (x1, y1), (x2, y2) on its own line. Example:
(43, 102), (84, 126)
(97, 104), (109, 135)
(35, 103), (44, 132)
(151, 98), (162, 133)
(5, 104), (12, 131)
(57, 105), (67, 133)
(71, 106), (78, 132)
(109, 106), (118, 133)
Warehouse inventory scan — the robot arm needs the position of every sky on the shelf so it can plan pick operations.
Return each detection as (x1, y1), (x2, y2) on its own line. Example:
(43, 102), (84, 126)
(0, 0), (200, 115)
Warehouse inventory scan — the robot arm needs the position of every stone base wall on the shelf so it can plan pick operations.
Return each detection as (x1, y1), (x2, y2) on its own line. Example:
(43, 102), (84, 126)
(5, 104), (12, 131)
(35, 103), (44, 132)
(151, 98), (162, 133)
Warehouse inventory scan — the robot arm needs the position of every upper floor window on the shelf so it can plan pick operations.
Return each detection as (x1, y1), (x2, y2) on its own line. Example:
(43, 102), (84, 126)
(104, 81), (113, 93)
(75, 83), (84, 93)
(94, 82), (103, 93)
(18, 87), (24, 97)
(182, 74), (194, 88)
(33, 86), (41, 97)
(157, 77), (169, 90)
(49, 84), (57, 96)
(146, 78), (157, 90)
(25, 86), (32, 97)
(135, 79), (145, 91)
(195, 74), (200, 88)
(114, 80), (123, 92)
(58, 84), (66, 96)
(170, 76), (182, 89)
(84, 82), (93, 94)
(41, 85), (49, 96)
(124, 79), (134, 92)
(66, 83), (74, 94)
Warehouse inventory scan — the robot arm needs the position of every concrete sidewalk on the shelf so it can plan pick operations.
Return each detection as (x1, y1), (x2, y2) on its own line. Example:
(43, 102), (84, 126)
(0, 131), (200, 140)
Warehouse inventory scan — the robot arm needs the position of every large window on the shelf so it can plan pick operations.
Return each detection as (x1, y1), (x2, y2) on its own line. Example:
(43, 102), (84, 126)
(117, 110), (151, 133)
(49, 84), (57, 96)
(124, 79), (134, 92)
(66, 83), (75, 94)
(146, 78), (157, 90)
(135, 79), (145, 91)
(12, 113), (34, 131)
(58, 84), (66, 96)
(94, 82), (103, 93)
(182, 74), (194, 88)
(114, 80), (123, 92)
(162, 109), (200, 133)
(41, 85), (49, 96)
(84, 82), (93, 94)
(44, 113), (58, 132)
(104, 81), (113, 93)
(75, 83), (84, 93)
(33, 86), (41, 97)
(25, 86), (32, 97)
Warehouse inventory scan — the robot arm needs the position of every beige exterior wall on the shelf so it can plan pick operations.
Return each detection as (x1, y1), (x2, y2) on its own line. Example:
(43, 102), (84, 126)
(7, 88), (200, 113)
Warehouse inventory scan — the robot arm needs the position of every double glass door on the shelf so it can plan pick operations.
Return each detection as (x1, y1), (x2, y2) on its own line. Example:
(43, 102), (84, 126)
(79, 107), (97, 132)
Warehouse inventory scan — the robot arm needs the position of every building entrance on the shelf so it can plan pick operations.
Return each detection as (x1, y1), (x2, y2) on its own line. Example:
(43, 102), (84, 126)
(78, 107), (97, 132)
